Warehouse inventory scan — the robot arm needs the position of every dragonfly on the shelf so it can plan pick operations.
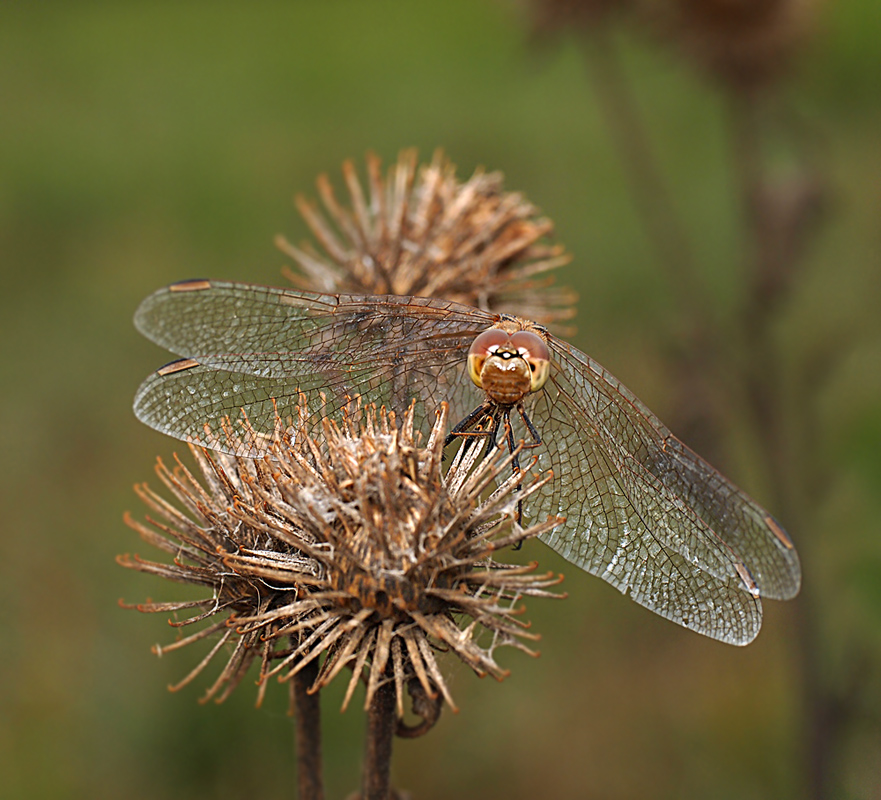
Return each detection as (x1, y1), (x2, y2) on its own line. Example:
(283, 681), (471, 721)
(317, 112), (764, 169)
(133, 279), (801, 645)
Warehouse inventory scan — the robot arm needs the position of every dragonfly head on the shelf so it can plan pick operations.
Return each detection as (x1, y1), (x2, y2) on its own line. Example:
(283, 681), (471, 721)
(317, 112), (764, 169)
(467, 327), (551, 405)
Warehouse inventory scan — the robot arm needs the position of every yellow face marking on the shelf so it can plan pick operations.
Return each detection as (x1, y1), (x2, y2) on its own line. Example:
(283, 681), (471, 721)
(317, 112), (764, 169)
(467, 329), (511, 389)
(525, 354), (550, 392)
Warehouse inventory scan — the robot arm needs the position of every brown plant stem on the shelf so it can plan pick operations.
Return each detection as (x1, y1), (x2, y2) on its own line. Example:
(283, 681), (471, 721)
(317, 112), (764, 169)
(581, 28), (705, 318)
(294, 660), (325, 800)
(580, 27), (733, 462)
(729, 90), (844, 800)
(728, 94), (794, 499)
(361, 675), (397, 800)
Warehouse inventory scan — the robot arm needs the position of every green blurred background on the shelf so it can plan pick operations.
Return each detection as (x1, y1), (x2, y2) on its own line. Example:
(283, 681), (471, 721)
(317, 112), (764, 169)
(2, 2), (880, 798)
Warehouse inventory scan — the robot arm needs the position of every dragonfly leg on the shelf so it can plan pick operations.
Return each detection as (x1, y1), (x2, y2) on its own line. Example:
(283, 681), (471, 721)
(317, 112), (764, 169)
(508, 404), (542, 528)
(481, 406), (503, 458)
(517, 403), (542, 448)
(502, 411), (521, 472)
(444, 401), (499, 464)
(448, 401), (525, 534)
(499, 410), (527, 536)
(444, 401), (493, 448)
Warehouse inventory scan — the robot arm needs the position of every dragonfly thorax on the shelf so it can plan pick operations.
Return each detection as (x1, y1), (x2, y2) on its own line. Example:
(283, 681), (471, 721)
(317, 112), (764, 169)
(467, 327), (551, 406)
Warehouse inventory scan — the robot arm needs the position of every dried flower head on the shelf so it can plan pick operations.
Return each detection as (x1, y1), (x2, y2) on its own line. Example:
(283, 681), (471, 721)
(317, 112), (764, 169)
(642, 0), (818, 92)
(119, 401), (564, 720)
(276, 149), (575, 328)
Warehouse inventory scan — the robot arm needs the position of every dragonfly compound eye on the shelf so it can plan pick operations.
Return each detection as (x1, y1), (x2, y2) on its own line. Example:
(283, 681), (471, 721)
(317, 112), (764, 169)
(508, 330), (551, 392)
(467, 328), (512, 388)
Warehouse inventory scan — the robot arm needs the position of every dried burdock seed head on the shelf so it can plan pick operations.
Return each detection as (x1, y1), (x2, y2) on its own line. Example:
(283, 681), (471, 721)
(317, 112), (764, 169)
(119, 400), (565, 720)
(641, 0), (818, 92)
(276, 149), (576, 329)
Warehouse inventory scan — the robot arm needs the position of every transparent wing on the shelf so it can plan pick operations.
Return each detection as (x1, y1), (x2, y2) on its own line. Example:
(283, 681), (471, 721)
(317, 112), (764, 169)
(511, 335), (800, 644)
(134, 281), (493, 454)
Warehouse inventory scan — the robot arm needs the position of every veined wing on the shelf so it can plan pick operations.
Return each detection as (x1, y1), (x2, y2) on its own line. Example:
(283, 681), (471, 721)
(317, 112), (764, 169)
(516, 334), (799, 643)
(134, 280), (494, 454)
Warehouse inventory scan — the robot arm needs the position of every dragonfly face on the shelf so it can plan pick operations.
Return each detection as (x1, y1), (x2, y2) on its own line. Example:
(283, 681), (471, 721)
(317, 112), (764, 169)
(133, 279), (801, 645)
(467, 327), (551, 406)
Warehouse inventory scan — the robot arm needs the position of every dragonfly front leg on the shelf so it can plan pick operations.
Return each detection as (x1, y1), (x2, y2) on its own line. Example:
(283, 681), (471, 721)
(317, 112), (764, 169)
(517, 403), (542, 449)
(444, 401), (502, 465)
(444, 401), (493, 448)
(447, 402), (526, 530)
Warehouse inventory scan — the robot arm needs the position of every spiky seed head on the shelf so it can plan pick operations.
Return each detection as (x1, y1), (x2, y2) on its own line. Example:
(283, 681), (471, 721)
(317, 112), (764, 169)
(119, 400), (564, 720)
(276, 149), (576, 330)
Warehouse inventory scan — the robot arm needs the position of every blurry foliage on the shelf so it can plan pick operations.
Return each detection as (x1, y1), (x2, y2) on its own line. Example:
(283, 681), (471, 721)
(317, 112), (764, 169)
(0, 1), (879, 799)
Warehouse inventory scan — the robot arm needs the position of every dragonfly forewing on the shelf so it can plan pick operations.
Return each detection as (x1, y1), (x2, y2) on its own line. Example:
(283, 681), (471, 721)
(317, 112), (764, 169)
(134, 281), (494, 453)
